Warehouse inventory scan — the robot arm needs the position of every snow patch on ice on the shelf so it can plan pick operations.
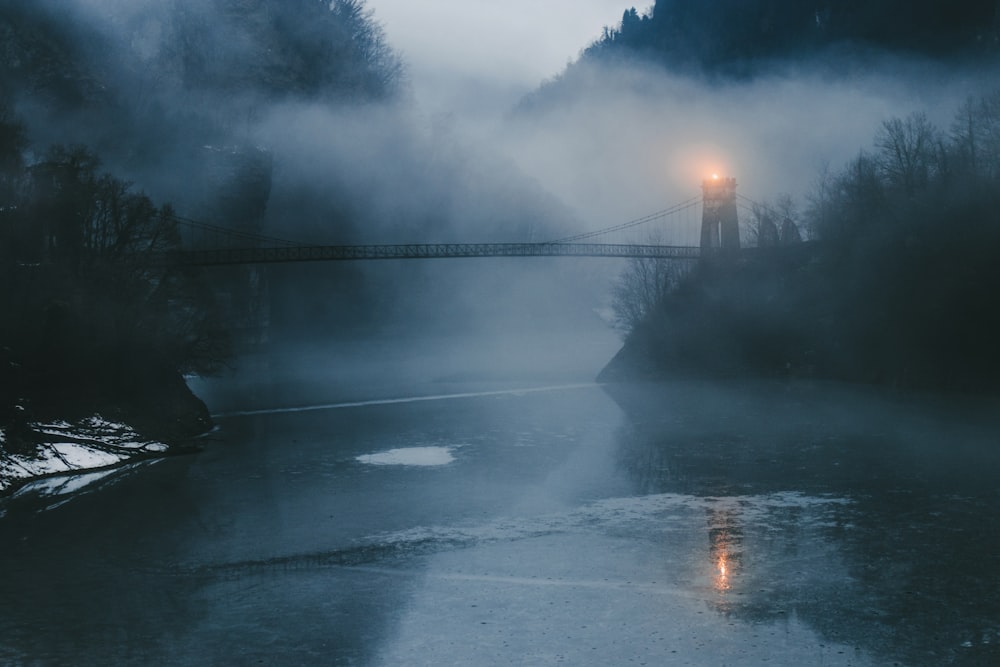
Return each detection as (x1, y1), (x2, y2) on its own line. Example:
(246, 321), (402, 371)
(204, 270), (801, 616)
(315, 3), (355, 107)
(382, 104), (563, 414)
(50, 443), (122, 468)
(0, 414), (171, 492)
(36, 415), (160, 449)
(357, 446), (456, 467)
(3, 443), (125, 482)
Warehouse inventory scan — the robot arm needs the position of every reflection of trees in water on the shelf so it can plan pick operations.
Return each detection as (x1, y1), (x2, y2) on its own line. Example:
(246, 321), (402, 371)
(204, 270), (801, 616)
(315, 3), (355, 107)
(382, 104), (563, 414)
(613, 420), (675, 495)
(0, 455), (408, 665)
(607, 380), (1000, 666)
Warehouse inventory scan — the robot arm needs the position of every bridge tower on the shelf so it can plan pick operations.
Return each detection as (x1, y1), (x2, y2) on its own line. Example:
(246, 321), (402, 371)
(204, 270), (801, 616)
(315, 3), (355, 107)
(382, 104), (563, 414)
(198, 145), (273, 350)
(700, 176), (740, 252)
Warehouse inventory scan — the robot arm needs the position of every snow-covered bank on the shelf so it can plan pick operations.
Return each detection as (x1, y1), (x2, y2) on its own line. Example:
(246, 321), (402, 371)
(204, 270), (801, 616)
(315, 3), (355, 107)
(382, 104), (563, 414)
(0, 416), (170, 494)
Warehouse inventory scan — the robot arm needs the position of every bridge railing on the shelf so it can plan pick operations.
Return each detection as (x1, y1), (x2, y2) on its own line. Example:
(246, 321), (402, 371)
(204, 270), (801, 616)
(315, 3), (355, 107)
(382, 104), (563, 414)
(155, 242), (702, 266)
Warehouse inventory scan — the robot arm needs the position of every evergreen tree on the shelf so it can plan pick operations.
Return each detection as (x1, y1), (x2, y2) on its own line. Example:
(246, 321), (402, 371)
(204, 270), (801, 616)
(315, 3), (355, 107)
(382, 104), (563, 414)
(584, 0), (998, 74)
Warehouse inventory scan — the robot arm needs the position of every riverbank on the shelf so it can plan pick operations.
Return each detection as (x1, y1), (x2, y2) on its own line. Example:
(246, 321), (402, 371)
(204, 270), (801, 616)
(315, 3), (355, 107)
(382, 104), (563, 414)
(599, 241), (1000, 393)
(0, 371), (213, 496)
(0, 416), (171, 495)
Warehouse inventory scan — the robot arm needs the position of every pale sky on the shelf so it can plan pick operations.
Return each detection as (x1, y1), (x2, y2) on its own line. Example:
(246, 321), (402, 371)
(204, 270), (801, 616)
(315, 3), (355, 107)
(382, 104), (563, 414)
(367, 1), (641, 114)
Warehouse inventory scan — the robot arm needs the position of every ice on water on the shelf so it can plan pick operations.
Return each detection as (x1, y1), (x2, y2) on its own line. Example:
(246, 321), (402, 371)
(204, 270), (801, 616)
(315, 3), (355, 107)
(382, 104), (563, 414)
(356, 446), (457, 467)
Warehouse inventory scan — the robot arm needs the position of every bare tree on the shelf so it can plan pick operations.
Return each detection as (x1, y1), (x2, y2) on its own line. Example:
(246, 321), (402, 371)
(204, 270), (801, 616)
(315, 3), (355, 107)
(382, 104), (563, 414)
(950, 91), (1000, 180)
(611, 233), (690, 334)
(742, 193), (798, 247)
(20, 145), (230, 376)
(874, 112), (942, 195)
(804, 160), (836, 240)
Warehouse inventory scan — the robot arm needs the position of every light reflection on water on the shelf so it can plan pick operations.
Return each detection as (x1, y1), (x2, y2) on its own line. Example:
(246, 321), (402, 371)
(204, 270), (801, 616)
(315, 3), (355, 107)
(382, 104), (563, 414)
(714, 542), (732, 592)
(3, 375), (1000, 665)
(370, 490), (873, 666)
(708, 507), (742, 594)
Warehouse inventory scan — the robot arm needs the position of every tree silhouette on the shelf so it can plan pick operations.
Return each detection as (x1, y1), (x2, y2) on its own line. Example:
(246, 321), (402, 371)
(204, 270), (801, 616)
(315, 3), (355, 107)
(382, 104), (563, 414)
(584, 0), (998, 74)
(610, 90), (1000, 390)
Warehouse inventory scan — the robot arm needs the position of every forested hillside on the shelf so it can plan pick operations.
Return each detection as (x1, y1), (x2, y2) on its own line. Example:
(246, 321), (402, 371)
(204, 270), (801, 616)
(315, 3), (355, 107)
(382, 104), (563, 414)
(587, 1), (998, 73)
(0, 0), (402, 177)
(0, 111), (224, 441)
(0, 0), (402, 107)
(603, 93), (1000, 391)
(515, 0), (1000, 118)
(0, 0), (406, 443)
(0, 0), (584, 446)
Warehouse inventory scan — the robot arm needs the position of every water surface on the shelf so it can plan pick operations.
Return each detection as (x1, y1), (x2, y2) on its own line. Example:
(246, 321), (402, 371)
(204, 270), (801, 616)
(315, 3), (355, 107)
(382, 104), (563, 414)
(2, 332), (999, 665)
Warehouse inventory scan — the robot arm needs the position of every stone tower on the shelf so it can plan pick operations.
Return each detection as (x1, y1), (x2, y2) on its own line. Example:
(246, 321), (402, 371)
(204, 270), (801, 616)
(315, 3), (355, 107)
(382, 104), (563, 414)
(700, 176), (740, 252)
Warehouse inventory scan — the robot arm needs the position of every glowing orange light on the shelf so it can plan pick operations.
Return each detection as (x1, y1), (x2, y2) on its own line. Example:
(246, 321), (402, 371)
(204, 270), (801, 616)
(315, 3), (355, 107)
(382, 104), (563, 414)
(712, 173), (719, 180)
(714, 553), (732, 592)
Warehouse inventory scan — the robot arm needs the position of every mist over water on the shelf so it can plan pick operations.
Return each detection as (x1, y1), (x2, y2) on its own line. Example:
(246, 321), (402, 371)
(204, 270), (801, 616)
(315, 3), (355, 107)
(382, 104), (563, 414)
(5, 2), (1000, 665)
(7, 369), (1000, 665)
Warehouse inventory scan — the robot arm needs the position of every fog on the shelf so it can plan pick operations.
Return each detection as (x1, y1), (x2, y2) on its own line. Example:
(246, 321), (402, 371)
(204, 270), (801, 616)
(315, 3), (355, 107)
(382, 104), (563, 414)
(368, 0), (639, 115)
(21, 0), (996, 212)
(498, 56), (999, 230)
(8, 5), (1000, 665)
(9, 0), (1000, 347)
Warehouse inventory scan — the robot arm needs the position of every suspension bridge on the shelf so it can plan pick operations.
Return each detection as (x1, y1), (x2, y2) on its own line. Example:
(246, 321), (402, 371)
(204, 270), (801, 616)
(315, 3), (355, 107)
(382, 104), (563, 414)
(164, 179), (794, 267)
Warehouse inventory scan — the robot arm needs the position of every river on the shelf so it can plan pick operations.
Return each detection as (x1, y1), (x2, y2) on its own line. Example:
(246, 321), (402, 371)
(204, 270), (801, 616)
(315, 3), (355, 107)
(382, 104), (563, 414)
(1, 328), (999, 666)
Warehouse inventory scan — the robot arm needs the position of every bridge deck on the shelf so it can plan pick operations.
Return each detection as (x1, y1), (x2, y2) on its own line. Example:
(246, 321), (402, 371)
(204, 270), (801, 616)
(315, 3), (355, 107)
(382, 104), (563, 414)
(163, 242), (702, 266)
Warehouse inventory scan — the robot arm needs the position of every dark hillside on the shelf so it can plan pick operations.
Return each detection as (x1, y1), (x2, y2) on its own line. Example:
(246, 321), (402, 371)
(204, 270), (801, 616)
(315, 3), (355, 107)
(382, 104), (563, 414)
(0, 0), (403, 173)
(602, 99), (1000, 392)
(0, 0), (407, 445)
(586, 0), (999, 74)
(515, 1), (1000, 116)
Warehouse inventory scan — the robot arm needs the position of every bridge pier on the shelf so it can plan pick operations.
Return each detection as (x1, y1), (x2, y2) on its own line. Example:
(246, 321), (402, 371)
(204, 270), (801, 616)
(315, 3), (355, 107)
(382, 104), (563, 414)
(198, 146), (273, 351)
